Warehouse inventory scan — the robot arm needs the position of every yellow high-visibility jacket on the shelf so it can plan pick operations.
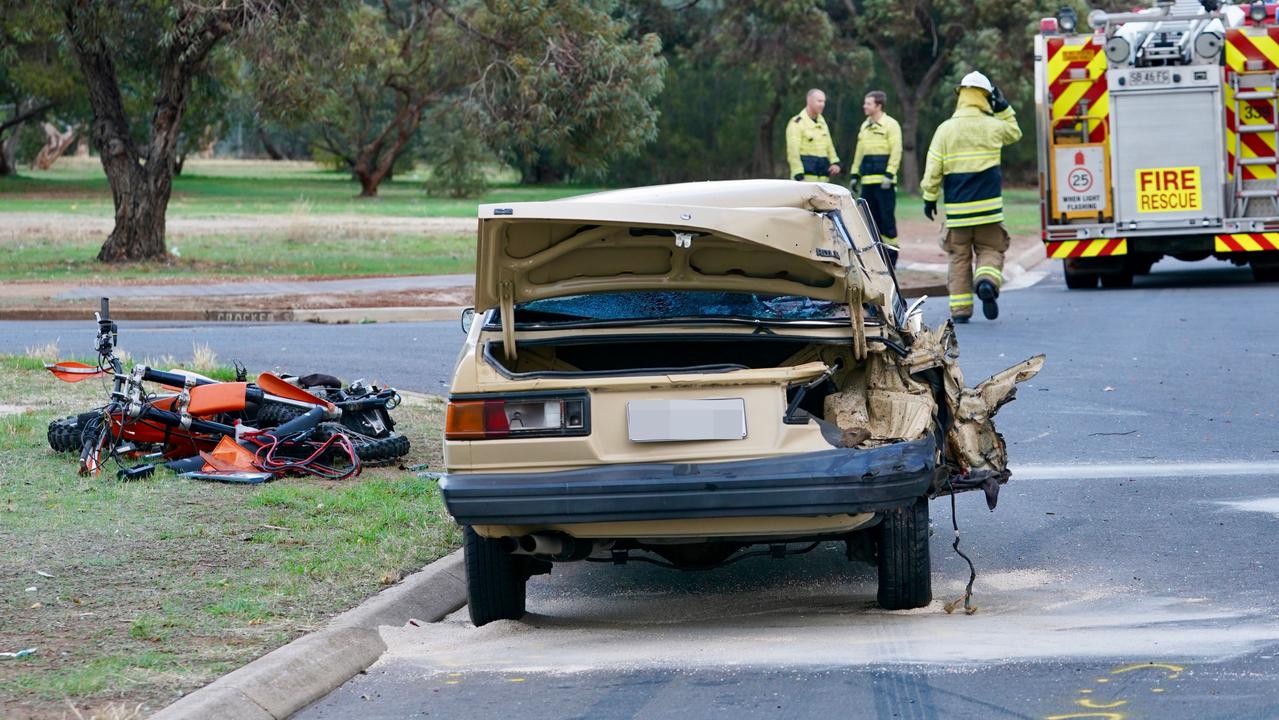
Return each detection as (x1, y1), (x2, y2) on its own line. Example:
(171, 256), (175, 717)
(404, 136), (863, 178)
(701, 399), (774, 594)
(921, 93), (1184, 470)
(852, 113), (902, 186)
(785, 110), (839, 181)
(921, 89), (1022, 228)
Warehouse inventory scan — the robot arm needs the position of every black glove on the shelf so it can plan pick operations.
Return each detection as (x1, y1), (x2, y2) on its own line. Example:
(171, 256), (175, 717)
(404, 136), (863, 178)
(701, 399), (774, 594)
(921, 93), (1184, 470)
(794, 173), (804, 181)
(924, 199), (937, 221)
(849, 174), (861, 194)
(989, 84), (1010, 113)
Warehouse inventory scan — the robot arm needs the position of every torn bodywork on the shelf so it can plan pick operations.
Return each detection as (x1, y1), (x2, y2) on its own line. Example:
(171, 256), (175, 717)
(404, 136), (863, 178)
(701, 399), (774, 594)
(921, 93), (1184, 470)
(823, 320), (1045, 510)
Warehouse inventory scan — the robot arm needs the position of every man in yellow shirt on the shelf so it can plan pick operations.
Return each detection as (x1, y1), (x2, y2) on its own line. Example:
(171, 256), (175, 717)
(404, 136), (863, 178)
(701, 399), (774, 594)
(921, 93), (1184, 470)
(785, 89), (841, 182)
(851, 90), (902, 265)
(921, 71), (1022, 323)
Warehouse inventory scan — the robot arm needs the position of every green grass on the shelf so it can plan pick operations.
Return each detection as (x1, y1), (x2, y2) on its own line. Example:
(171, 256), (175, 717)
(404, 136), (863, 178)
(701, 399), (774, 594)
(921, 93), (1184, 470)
(0, 158), (601, 218)
(0, 354), (458, 718)
(0, 229), (477, 281)
(896, 187), (1042, 237)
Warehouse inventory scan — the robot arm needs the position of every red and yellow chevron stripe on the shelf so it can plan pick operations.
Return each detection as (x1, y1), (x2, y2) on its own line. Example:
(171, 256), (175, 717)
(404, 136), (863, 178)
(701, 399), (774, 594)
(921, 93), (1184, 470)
(1046, 36), (1109, 144)
(1215, 233), (1279, 251)
(1225, 28), (1279, 181)
(1046, 239), (1127, 258)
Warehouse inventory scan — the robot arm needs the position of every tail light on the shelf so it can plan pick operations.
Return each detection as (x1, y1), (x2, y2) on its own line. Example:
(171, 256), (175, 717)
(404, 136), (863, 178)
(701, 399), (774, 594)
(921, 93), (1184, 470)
(445, 394), (589, 440)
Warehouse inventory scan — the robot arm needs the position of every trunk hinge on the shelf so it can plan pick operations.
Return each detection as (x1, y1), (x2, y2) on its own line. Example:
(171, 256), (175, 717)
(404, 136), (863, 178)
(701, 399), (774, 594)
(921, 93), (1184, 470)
(848, 283), (867, 360)
(499, 279), (517, 363)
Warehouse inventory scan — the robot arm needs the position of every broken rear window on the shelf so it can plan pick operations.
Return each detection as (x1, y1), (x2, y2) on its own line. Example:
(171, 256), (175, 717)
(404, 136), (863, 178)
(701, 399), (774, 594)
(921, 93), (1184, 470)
(512, 291), (847, 323)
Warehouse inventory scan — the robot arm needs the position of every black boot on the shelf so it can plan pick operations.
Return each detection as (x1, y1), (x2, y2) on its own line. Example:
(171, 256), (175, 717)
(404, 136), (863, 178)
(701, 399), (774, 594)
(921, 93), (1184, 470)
(976, 279), (999, 320)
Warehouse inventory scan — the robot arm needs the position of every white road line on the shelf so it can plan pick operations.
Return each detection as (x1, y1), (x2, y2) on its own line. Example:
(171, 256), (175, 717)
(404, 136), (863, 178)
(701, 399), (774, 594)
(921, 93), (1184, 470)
(899, 261), (949, 273)
(1012, 461), (1279, 481)
(1001, 269), (1047, 291)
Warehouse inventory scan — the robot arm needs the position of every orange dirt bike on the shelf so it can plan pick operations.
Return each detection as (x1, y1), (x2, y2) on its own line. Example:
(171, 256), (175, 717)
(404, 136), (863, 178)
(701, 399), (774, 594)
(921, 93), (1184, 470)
(46, 299), (409, 479)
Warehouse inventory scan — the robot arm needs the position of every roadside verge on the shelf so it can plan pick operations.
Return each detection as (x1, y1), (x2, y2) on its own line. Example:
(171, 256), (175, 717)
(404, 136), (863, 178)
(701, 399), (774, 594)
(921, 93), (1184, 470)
(150, 551), (467, 720)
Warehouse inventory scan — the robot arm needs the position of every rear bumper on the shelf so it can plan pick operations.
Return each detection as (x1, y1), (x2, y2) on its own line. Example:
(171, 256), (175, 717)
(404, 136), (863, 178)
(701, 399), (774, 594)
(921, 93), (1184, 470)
(440, 437), (936, 526)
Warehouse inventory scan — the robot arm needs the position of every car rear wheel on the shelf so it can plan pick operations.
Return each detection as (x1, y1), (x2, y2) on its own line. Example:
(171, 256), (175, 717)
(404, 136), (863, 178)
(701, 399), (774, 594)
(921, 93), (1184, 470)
(464, 526), (527, 626)
(876, 497), (932, 610)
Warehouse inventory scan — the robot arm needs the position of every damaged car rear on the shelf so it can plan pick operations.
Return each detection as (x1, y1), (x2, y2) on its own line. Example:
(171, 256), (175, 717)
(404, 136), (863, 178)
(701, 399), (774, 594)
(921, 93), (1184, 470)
(440, 180), (1044, 626)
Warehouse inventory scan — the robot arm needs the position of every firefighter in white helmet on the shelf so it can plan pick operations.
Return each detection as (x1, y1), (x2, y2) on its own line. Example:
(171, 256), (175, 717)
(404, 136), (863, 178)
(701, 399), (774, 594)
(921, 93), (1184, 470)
(921, 71), (1022, 322)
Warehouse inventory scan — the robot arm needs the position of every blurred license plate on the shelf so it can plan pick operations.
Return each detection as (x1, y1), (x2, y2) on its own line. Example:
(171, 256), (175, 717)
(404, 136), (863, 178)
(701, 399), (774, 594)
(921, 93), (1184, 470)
(627, 399), (747, 442)
(1129, 69), (1171, 86)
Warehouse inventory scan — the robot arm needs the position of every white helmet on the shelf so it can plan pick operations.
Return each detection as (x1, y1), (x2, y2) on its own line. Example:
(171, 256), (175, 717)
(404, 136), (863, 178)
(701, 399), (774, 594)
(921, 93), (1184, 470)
(959, 71), (993, 94)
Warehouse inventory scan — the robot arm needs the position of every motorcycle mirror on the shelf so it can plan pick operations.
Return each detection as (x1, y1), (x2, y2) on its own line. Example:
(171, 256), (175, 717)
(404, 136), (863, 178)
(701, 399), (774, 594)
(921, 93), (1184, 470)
(460, 307), (476, 334)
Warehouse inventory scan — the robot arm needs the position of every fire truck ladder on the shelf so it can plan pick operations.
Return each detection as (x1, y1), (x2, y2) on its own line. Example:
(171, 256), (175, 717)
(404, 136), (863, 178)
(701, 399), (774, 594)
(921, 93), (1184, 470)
(1231, 69), (1279, 216)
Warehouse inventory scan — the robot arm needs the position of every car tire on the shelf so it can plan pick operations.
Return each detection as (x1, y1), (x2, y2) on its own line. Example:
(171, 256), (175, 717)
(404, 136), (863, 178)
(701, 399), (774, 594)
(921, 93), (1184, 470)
(876, 497), (932, 610)
(464, 526), (527, 626)
(1063, 267), (1099, 289)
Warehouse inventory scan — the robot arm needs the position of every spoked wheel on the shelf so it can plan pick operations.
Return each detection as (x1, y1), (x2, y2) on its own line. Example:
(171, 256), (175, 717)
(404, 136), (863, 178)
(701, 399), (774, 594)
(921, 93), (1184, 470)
(875, 497), (932, 610)
(464, 526), (527, 626)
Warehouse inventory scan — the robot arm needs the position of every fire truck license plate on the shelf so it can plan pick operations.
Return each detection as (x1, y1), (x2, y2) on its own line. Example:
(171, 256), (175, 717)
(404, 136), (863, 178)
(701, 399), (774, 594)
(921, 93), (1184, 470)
(1128, 69), (1172, 86)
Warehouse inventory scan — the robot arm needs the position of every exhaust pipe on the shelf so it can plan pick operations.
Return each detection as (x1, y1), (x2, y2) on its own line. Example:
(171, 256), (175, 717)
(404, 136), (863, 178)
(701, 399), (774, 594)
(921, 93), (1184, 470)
(501, 533), (594, 560)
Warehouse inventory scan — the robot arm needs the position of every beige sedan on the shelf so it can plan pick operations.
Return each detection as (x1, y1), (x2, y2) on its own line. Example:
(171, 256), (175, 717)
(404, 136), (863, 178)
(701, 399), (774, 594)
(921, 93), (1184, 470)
(441, 180), (1043, 626)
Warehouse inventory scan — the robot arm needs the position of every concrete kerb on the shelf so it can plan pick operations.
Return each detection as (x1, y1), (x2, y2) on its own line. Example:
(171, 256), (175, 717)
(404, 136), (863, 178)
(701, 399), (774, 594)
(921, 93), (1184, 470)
(149, 550), (467, 720)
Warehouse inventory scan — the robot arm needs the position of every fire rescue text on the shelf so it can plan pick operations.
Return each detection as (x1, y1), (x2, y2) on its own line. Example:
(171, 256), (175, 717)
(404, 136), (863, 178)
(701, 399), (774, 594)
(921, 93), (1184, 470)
(1135, 167), (1202, 213)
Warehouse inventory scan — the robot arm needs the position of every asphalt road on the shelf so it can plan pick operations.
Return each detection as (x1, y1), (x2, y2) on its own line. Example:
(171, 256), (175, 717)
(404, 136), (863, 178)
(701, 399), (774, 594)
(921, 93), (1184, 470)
(6, 258), (1279, 717)
(0, 318), (464, 394)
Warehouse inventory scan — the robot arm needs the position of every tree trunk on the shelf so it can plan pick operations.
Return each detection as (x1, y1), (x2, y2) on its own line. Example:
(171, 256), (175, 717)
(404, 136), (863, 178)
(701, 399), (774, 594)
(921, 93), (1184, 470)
(98, 163), (171, 261)
(0, 98), (56, 175)
(64, 3), (233, 263)
(751, 96), (782, 179)
(521, 159), (562, 184)
(355, 166), (382, 197)
(258, 128), (285, 160)
(33, 122), (80, 170)
(0, 126), (20, 177)
(349, 103), (423, 196)
(898, 99), (920, 193)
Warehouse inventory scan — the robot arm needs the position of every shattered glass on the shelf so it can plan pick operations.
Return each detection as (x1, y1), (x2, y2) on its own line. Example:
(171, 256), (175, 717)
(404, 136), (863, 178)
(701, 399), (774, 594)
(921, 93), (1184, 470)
(515, 291), (849, 324)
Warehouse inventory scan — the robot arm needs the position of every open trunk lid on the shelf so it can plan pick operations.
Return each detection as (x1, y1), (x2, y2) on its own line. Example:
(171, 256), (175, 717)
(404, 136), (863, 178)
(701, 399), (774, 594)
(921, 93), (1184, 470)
(474, 180), (886, 313)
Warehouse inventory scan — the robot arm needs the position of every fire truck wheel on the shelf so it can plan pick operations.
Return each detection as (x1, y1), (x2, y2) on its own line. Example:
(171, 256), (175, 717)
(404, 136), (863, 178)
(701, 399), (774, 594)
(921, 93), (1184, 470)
(1128, 256), (1157, 276)
(1100, 272), (1133, 289)
(1063, 267), (1099, 290)
(1252, 261), (1279, 283)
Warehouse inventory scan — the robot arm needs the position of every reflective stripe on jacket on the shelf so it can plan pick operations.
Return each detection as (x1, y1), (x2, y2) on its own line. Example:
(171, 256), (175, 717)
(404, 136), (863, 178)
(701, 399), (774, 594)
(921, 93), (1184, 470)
(920, 89), (1022, 228)
(785, 110), (839, 180)
(852, 113), (901, 185)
